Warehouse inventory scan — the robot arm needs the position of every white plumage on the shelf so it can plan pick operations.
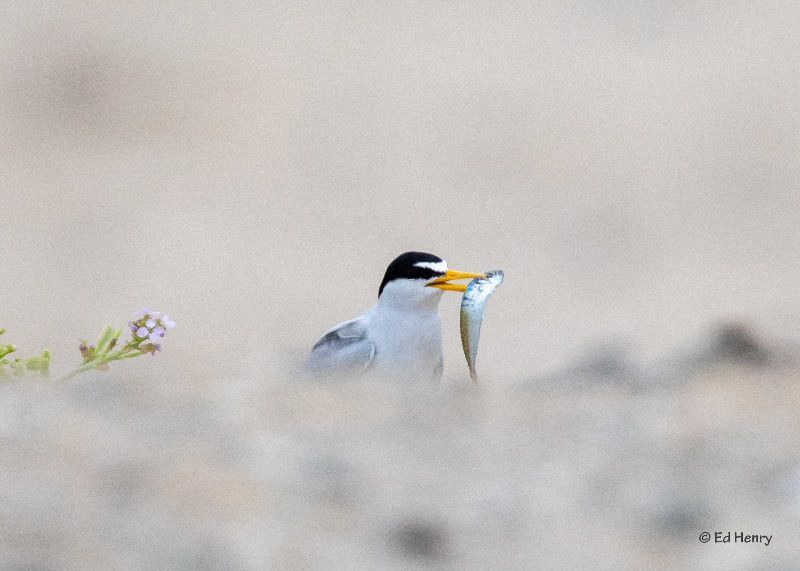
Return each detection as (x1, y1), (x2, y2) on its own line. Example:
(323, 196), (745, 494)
(305, 279), (444, 382)
(304, 252), (482, 382)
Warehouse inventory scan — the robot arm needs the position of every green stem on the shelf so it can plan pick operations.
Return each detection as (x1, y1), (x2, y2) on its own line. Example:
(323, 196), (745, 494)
(58, 347), (144, 382)
(115, 350), (144, 360)
(59, 359), (104, 381)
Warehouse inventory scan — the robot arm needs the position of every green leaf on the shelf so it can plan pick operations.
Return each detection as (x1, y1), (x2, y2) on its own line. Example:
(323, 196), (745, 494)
(97, 328), (120, 357)
(25, 350), (51, 374)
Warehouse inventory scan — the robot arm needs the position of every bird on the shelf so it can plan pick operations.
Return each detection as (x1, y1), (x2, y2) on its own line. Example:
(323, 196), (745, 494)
(304, 252), (484, 382)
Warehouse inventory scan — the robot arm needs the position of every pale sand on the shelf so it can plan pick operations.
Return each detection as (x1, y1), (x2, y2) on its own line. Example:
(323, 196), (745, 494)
(1, 364), (798, 568)
(2, 2), (800, 568)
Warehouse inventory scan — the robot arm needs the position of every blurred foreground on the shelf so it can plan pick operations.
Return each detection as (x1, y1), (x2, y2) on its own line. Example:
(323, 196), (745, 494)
(1, 343), (798, 569)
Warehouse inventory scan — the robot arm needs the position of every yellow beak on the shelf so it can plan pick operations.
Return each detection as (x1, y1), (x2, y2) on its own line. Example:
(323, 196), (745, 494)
(426, 269), (486, 292)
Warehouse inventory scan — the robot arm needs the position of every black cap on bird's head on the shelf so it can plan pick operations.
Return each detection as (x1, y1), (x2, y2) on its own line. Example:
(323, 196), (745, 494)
(378, 251), (484, 297)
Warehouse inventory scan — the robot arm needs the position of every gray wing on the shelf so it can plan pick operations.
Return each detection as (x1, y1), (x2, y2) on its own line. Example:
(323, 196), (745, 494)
(304, 316), (375, 378)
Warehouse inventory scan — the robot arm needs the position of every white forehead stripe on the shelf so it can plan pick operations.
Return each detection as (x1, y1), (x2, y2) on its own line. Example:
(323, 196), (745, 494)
(414, 261), (448, 273)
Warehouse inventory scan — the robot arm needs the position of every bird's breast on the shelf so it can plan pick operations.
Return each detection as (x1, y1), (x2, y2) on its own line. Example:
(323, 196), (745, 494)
(367, 307), (443, 380)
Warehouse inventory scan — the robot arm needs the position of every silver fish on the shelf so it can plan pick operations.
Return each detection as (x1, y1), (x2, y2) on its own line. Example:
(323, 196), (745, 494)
(460, 270), (504, 383)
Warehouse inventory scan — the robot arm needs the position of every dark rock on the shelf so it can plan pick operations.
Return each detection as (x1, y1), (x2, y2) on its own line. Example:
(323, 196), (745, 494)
(391, 517), (449, 560)
(711, 322), (769, 365)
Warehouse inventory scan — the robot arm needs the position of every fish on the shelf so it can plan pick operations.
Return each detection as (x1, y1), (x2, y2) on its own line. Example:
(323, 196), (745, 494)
(460, 270), (504, 383)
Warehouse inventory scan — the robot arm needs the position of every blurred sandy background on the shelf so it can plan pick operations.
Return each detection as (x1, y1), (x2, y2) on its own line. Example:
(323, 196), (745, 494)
(1, 2), (799, 569)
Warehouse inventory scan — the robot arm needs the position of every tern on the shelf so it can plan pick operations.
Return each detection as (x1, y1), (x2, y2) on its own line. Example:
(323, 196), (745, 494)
(305, 252), (484, 382)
